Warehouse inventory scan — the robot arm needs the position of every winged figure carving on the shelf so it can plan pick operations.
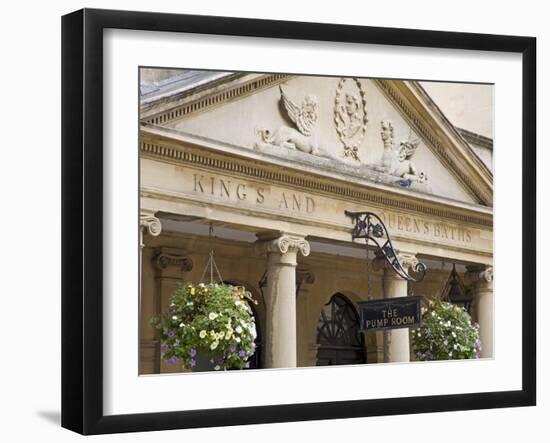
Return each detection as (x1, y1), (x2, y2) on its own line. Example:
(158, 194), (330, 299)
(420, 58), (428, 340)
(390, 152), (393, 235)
(255, 85), (330, 158)
(279, 85), (318, 136)
(375, 122), (427, 185)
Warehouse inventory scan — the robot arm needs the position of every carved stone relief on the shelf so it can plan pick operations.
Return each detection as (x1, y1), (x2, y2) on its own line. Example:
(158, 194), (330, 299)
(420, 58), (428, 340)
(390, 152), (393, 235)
(250, 83), (432, 193)
(334, 78), (368, 161)
(374, 120), (428, 187)
(255, 86), (331, 158)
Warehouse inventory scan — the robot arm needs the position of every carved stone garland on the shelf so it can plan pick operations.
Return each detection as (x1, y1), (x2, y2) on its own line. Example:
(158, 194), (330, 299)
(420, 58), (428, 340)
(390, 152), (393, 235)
(334, 78), (368, 161)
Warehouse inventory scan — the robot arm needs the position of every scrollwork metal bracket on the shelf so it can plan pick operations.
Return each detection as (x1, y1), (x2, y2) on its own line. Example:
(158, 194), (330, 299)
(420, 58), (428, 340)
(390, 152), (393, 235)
(344, 210), (427, 282)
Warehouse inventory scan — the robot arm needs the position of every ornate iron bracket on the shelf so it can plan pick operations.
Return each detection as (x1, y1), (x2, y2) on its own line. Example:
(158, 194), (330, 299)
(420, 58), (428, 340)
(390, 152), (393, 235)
(344, 210), (427, 282)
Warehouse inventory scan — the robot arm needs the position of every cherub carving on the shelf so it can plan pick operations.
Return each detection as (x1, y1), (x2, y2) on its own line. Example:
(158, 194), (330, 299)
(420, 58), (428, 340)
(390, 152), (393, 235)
(256, 86), (329, 157)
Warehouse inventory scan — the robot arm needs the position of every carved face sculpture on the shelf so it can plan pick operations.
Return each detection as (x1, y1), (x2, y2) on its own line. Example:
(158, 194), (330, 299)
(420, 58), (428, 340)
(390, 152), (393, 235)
(302, 94), (318, 122)
(344, 94), (359, 116)
(380, 120), (393, 142)
(399, 141), (416, 161)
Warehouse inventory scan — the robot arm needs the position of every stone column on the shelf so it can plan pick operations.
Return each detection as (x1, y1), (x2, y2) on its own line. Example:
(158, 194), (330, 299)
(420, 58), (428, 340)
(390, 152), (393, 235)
(140, 211), (162, 249)
(139, 212), (161, 373)
(374, 251), (418, 363)
(153, 247), (194, 373)
(465, 265), (494, 358)
(256, 233), (310, 368)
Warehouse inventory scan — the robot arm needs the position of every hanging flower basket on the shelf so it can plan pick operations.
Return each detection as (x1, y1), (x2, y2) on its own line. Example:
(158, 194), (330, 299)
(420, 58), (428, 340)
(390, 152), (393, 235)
(151, 282), (258, 371)
(411, 300), (481, 361)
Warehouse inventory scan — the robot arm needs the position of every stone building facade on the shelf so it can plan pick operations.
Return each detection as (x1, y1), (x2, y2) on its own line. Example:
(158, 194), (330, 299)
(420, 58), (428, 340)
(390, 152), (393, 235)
(138, 70), (494, 374)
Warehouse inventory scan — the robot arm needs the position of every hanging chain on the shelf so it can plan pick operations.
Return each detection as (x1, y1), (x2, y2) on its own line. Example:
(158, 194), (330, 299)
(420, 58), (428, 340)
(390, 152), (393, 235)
(365, 236), (373, 301)
(199, 223), (223, 284)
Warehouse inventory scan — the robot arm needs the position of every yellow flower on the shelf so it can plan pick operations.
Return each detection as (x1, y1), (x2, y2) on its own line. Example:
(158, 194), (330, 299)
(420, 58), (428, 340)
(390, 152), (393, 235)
(190, 287), (195, 295)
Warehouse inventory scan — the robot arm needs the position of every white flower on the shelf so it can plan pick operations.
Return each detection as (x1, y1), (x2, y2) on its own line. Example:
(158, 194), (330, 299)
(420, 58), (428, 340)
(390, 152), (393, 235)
(452, 332), (457, 338)
(214, 365), (220, 370)
(172, 315), (178, 320)
(449, 352), (453, 357)
(235, 337), (241, 343)
(209, 312), (218, 320)
(235, 301), (241, 307)
(235, 326), (243, 334)
(198, 283), (205, 287)
(210, 340), (219, 350)
(179, 323), (184, 328)
(225, 331), (232, 340)
(199, 330), (207, 338)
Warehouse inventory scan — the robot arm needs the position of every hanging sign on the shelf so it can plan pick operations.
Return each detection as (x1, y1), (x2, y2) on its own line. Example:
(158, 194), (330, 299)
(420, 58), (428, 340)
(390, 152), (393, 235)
(357, 296), (422, 332)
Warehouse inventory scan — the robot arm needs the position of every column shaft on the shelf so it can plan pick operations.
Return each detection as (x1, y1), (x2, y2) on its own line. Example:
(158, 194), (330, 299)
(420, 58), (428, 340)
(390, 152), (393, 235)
(382, 272), (410, 362)
(466, 266), (494, 358)
(257, 234), (310, 369)
(265, 250), (298, 368)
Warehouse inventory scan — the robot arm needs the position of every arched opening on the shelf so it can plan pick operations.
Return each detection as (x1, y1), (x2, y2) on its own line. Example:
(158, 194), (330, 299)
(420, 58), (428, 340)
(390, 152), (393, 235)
(224, 280), (262, 369)
(316, 293), (366, 366)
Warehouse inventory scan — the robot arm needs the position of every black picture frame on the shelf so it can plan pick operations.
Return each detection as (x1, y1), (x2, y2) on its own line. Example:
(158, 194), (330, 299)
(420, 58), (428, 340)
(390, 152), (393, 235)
(61, 8), (536, 435)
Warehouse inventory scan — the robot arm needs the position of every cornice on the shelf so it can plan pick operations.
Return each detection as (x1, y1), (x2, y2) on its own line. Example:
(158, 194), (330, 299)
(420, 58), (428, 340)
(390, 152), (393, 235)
(141, 73), (292, 125)
(374, 80), (493, 206)
(457, 127), (493, 150)
(140, 130), (493, 229)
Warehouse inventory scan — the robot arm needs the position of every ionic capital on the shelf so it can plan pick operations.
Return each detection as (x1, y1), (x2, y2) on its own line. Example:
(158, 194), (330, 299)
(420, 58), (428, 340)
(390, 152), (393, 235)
(153, 248), (193, 272)
(256, 233), (310, 257)
(465, 264), (493, 287)
(373, 250), (418, 273)
(140, 211), (162, 237)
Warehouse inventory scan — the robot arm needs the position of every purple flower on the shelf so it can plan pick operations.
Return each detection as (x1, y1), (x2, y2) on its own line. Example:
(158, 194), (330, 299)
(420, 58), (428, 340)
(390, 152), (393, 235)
(167, 330), (175, 338)
(190, 358), (196, 367)
(164, 355), (178, 365)
(230, 344), (237, 353)
(239, 350), (246, 358)
(217, 357), (225, 364)
(161, 342), (168, 351)
(244, 362), (250, 368)
(189, 348), (197, 357)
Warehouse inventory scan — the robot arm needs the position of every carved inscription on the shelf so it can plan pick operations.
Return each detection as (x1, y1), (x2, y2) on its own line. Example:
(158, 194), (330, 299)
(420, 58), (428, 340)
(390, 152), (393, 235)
(186, 172), (478, 248)
(378, 212), (472, 243)
(193, 173), (316, 214)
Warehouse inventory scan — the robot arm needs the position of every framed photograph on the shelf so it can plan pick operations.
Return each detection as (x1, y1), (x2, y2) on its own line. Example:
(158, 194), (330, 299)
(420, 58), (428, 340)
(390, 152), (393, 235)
(61, 8), (536, 435)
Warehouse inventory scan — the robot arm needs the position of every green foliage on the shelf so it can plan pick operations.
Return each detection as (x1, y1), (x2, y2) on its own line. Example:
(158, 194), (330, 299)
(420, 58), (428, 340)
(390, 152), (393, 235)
(411, 300), (481, 361)
(151, 283), (257, 371)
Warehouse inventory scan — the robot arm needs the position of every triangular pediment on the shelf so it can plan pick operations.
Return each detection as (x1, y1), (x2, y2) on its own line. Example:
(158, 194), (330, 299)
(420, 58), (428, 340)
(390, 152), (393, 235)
(140, 72), (493, 207)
